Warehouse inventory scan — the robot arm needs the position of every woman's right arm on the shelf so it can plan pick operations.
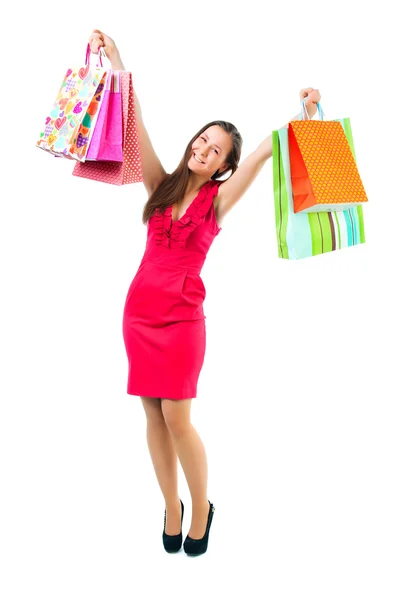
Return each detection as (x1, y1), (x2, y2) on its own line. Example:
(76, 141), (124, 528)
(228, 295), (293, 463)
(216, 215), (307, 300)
(89, 30), (168, 197)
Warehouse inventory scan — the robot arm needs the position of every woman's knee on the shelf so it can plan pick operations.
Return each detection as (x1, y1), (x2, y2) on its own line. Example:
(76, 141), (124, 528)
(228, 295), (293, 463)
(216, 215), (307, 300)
(140, 396), (164, 424)
(161, 398), (192, 436)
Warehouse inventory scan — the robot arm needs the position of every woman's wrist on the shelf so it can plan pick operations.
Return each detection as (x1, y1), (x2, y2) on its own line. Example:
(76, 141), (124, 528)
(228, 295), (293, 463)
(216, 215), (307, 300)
(109, 49), (126, 70)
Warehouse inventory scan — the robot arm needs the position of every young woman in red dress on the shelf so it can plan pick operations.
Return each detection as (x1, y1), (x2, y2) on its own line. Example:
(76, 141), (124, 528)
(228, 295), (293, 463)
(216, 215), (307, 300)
(89, 29), (321, 556)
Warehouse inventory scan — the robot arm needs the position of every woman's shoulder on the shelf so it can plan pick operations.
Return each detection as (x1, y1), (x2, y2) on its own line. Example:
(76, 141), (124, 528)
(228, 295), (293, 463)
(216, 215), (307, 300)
(208, 179), (223, 191)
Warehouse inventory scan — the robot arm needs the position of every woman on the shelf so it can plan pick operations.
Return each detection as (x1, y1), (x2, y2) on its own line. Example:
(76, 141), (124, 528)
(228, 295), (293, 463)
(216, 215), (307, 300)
(89, 29), (321, 556)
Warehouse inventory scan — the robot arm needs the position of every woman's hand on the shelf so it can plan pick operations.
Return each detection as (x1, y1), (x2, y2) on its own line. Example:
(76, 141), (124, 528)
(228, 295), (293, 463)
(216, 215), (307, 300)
(299, 88), (321, 118)
(88, 29), (119, 61)
(88, 29), (125, 70)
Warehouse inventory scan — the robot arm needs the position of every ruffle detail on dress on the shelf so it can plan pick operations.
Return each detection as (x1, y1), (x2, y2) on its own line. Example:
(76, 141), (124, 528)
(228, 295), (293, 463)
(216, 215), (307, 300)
(155, 180), (221, 249)
(154, 205), (173, 246)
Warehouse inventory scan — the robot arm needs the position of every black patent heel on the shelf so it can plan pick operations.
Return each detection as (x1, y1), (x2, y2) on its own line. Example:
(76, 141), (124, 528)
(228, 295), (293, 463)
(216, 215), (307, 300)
(183, 500), (215, 556)
(162, 499), (184, 553)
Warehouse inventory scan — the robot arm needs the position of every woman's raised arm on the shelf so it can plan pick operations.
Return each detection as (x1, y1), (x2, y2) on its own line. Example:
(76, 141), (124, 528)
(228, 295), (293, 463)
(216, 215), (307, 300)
(215, 88), (321, 225)
(89, 30), (167, 197)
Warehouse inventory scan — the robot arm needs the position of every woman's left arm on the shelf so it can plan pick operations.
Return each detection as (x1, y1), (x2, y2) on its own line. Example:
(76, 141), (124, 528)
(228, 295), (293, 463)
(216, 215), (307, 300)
(216, 88), (321, 224)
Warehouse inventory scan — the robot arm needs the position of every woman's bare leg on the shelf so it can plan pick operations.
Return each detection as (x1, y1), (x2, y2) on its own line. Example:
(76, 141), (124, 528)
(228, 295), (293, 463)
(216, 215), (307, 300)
(161, 398), (210, 539)
(140, 396), (182, 535)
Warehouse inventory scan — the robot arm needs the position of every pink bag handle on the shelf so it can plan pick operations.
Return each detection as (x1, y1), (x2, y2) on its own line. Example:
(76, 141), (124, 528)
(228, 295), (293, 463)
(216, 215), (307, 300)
(110, 70), (120, 93)
(85, 43), (106, 67)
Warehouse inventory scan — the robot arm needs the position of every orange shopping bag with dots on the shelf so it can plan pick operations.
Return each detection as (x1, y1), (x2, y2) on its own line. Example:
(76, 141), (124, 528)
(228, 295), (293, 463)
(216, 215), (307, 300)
(288, 100), (368, 213)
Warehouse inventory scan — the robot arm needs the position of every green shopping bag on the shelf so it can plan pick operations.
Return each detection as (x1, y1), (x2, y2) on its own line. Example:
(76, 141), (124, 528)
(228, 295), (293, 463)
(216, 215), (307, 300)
(272, 117), (366, 260)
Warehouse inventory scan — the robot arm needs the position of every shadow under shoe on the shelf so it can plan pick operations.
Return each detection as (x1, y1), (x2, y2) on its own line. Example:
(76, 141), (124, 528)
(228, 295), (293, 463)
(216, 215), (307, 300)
(162, 499), (184, 553)
(183, 500), (215, 556)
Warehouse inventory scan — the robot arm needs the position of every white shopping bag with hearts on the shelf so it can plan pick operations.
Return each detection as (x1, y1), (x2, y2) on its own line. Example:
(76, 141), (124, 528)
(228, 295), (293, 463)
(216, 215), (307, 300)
(36, 44), (108, 161)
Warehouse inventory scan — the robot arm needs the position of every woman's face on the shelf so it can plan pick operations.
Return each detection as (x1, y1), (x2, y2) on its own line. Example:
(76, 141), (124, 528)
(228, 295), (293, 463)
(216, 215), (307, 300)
(189, 125), (232, 178)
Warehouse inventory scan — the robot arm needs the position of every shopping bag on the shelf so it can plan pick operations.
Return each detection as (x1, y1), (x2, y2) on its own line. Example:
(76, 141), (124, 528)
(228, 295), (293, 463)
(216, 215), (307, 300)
(72, 71), (143, 184)
(86, 70), (123, 162)
(272, 113), (366, 260)
(36, 44), (108, 161)
(68, 71), (108, 161)
(288, 100), (368, 213)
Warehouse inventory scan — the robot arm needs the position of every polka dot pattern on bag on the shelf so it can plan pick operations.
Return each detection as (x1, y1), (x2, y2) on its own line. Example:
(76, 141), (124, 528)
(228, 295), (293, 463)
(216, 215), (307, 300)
(289, 120), (367, 207)
(122, 72), (142, 184)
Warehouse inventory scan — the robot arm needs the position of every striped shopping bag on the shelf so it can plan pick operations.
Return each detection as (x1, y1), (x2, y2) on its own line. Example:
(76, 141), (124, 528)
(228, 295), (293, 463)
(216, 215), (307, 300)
(272, 109), (366, 259)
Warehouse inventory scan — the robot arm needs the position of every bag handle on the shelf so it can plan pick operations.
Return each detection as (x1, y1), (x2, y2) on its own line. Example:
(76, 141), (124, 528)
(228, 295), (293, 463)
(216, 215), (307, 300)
(84, 43), (107, 67)
(110, 70), (117, 92)
(300, 98), (324, 120)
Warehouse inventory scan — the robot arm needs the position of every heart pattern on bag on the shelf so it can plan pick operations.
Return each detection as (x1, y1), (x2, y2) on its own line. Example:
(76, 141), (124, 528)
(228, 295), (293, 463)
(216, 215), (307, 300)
(37, 63), (106, 159)
(65, 100), (75, 114)
(55, 116), (66, 130)
(76, 132), (89, 148)
(78, 65), (89, 80)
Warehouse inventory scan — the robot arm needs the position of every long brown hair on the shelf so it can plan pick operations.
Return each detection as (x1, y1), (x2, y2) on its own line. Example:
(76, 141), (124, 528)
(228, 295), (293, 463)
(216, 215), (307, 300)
(142, 120), (243, 225)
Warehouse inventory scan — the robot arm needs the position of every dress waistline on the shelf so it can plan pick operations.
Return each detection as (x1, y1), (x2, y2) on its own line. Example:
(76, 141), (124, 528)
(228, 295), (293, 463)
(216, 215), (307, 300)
(141, 250), (205, 274)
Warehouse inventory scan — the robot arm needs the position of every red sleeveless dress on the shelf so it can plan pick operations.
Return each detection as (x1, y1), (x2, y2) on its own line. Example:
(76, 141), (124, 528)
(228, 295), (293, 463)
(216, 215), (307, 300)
(122, 179), (223, 400)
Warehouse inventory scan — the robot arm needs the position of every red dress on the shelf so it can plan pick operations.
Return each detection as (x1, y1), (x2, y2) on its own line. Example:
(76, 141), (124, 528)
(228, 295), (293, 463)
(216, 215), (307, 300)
(122, 179), (223, 400)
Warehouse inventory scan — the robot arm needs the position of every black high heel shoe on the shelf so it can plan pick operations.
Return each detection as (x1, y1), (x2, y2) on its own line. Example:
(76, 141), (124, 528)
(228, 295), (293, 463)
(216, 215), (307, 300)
(183, 500), (215, 556)
(162, 499), (184, 553)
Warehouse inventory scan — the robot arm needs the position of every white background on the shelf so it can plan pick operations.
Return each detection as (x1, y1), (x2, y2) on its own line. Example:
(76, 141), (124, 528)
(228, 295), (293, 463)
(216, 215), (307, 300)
(1, 1), (401, 598)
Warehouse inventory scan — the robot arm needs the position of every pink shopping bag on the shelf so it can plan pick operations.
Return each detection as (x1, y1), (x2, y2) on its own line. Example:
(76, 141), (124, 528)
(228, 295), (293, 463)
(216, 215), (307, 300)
(72, 71), (142, 185)
(86, 71), (123, 162)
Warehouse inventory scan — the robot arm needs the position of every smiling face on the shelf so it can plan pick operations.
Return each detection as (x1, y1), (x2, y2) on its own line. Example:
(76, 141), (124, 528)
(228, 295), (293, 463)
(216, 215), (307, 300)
(189, 125), (232, 178)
